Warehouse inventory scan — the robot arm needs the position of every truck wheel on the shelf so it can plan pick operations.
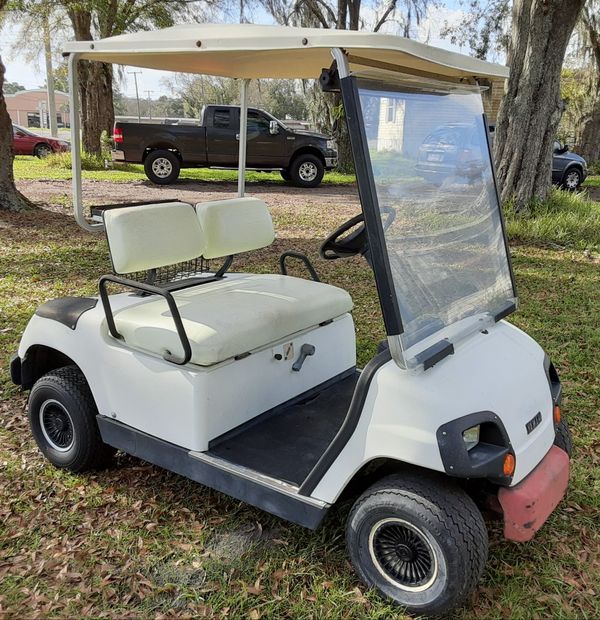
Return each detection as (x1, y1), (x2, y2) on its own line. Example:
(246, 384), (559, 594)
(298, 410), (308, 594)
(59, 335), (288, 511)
(554, 418), (573, 458)
(144, 150), (180, 185)
(561, 168), (582, 191)
(280, 169), (292, 182)
(28, 366), (116, 472)
(289, 154), (324, 188)
(346, 472), (488, 616)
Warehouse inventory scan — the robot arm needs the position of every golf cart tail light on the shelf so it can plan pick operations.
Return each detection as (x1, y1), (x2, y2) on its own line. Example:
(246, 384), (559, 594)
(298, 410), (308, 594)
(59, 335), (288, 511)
(113, 128), (123, 144)
(462, 425), (480, 450)
(553, 405), (561, 424)
(503, 453), (516, 476)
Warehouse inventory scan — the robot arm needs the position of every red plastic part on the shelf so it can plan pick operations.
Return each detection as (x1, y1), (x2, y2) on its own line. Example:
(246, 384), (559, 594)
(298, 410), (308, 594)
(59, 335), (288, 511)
(498, 445), (569, 542)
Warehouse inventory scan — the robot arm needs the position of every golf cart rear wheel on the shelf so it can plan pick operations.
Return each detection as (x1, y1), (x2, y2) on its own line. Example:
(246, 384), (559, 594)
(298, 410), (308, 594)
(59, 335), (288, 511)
(289, 154), (324, 188)
(28, 366), (116, 472)
(144, 149), (181, 185)
(346, 472), (488, 616)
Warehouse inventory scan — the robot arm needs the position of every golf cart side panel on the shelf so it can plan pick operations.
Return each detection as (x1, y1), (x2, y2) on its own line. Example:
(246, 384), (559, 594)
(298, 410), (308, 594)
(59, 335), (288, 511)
(310, 320), (554, 504)
(18, 295), (357, 453)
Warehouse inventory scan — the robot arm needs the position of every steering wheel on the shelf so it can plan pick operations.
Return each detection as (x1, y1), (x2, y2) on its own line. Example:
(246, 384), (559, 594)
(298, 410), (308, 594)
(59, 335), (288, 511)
(320, 206), (396, 260)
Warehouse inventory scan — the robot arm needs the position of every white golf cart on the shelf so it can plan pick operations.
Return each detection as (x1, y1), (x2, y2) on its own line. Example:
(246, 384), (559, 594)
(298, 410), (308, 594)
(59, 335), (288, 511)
(10, 24), (572, 616)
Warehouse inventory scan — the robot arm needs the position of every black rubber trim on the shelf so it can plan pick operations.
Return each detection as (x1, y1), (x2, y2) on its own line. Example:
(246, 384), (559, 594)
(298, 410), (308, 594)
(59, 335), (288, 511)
(35, 297), (98, 330)
(340, 76), (403, 336)
(99, 274), (192, 365)
(298, 348), (392, 496)
(436, 411), (513, 485)
(279, 251), (320, 282)
(414, 338), (454, 370)
(493, 300), (517, 323)
(97, 416), (329, 529)
(543, 354), (562, 405)
(482, 112), (518, 299)
(10, 354), (22, 386)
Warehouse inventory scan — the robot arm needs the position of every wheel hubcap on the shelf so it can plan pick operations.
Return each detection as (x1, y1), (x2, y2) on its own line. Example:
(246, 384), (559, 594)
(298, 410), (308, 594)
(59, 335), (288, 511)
(152, 157), (173, 178)
(565, 171), (580, 189)
(39, 399), (74, 452)
(369, 518), (438, 591)
(298, 161), (318, 182)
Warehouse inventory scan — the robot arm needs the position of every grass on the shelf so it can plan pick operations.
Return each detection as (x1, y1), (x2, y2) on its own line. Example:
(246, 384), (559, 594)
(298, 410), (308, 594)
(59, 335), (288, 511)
(14, 155), (356, 186)
(0, 178), (599, 618)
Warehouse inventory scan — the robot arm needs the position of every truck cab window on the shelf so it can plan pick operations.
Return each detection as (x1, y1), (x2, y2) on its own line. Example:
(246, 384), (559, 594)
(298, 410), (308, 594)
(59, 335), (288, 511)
(247, 111), (271, 134)
(213, 109), (231, 128)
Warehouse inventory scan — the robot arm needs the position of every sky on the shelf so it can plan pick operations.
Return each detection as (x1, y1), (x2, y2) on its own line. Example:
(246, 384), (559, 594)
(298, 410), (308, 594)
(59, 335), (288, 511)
(0, 1), (481, 100)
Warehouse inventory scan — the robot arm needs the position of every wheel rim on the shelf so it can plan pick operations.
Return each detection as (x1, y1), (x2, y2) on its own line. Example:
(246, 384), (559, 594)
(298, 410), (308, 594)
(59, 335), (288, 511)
(368, 518), (438, 592)
(151, 157), (173, 178)
(565, 170), (580, 189)
(38, 146), (52, 158)
(298, 161), (318, 182)
(39, 399), (74, 452)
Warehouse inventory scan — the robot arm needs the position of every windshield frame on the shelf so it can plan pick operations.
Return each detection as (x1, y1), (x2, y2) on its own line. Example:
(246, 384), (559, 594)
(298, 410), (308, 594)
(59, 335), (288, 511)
(339, 72), (517, 370)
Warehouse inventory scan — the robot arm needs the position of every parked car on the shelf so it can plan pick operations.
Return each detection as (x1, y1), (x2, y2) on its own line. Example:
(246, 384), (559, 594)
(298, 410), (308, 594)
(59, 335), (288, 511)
(417, 123), (588, 190)
(12, 124), (70, 158)
(551, 140), (587, 190)
(112, 105), (338, 187)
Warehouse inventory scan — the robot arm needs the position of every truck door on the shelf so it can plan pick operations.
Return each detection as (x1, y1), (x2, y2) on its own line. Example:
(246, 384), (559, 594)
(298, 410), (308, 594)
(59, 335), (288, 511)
(205, 107), (239, 166)
(245, 110), (286, 167)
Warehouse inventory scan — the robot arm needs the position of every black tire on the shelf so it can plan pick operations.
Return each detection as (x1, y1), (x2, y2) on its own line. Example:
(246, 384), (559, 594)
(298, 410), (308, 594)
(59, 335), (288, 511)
(144, 149), (181, 185)
(561, 167), (582, 191)
(34, 143), (53, 158)
(289, 153), (325, 188)
(346, 471), (488, 617)
(280, 168), (292, 182)
(28, 366), (116, 472)
(554, 417), (573, 458)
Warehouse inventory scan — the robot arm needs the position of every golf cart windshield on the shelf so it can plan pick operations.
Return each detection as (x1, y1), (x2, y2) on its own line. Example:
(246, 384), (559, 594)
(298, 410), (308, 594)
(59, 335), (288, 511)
(354, 73), (515, 368)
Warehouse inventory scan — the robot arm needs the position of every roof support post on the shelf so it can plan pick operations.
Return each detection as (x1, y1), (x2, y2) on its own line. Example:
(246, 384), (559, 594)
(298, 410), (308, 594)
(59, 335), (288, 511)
(331, 48), (350, 78)
(237, 78), (250, 197)
(68, 52), (103, 232)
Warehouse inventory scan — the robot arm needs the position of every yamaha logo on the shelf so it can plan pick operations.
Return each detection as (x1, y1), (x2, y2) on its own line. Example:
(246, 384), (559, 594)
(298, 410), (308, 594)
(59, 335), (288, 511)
(526, 411), (542, 434)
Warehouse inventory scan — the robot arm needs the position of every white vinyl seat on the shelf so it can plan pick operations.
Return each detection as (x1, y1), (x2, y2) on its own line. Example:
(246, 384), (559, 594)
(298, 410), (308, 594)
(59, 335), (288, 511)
(103, 198), (353, 366)
(113, 273), (353, 366)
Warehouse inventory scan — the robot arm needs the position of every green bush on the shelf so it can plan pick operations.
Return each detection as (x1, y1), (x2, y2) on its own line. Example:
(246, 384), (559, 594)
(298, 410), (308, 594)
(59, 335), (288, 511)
(42, 151), (137, 172)
(504, 187), (600, 250)
(588, 160), (600, 176)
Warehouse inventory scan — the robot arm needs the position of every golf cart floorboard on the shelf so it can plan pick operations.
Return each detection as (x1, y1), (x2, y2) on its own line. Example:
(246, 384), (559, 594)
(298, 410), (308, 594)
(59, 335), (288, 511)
(207, 369), (359, 486)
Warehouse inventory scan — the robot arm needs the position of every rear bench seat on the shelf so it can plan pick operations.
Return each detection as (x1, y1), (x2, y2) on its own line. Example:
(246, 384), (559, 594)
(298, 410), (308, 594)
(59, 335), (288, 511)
(102, 198), (353, 366)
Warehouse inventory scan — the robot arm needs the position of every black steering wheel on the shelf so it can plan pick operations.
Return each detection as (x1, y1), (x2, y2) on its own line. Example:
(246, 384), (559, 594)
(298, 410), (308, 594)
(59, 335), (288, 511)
(320, 206), (396, 261)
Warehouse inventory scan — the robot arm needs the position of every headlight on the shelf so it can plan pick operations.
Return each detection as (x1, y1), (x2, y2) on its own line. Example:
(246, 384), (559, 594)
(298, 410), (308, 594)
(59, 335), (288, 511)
(462, 425), (480, 450)
(326, 139), (336, 150)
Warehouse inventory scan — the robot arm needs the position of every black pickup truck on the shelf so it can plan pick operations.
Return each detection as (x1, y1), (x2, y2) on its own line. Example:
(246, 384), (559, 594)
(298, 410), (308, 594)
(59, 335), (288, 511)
(112, 105), (338, 187)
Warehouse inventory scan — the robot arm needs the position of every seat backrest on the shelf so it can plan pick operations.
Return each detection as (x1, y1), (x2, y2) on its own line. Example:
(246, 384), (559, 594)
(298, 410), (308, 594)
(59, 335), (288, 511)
(195, 197), (274, 260)
(103, 202), (205, 274)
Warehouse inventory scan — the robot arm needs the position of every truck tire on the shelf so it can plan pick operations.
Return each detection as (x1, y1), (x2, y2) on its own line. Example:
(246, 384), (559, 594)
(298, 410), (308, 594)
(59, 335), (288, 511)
(346, 471), (488, 617)
(144, 149), (181, 185)
(28, 366), (116, 472)
(289, 154), (324, 188)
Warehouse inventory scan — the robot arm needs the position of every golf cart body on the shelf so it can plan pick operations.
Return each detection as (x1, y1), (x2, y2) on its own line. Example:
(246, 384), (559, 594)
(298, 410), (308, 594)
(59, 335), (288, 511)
(10, 24), (570, 615)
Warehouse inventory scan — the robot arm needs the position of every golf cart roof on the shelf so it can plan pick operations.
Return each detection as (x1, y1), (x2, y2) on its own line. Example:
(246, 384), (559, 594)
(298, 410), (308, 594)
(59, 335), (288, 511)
(62, 23), (509, 82)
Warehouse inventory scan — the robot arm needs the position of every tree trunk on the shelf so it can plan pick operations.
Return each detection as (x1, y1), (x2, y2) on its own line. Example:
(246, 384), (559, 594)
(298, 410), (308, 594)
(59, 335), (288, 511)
(578, 100), (600, 164)
(494, 0), (586, 210)
(67, 6), (115, 156)
(0, 56), (33, 212)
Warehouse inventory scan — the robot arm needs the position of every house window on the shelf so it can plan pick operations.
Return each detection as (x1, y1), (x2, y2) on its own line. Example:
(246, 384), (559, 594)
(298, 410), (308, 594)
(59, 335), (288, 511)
(386, 99), (395, 123)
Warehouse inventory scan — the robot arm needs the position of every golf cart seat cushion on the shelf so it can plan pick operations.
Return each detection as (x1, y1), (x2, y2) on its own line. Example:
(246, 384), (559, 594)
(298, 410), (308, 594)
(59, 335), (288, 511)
(104, 202), (205, 274)
(112, 273), (353, 366)
(195, 197), (275, 259)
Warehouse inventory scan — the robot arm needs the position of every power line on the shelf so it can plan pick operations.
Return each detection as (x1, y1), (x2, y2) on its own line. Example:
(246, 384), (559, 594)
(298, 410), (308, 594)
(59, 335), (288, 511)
(127, 70), (142, 122)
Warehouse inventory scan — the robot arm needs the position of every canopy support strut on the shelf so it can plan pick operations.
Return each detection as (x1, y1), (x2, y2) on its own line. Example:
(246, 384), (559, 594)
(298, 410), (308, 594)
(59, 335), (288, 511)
(237, 78), (250, 197)
(68, 53), (103, 232)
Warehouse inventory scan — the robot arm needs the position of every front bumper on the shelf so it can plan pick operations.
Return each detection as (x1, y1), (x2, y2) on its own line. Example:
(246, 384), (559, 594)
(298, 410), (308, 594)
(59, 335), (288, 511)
(325, 156), (338, 169)
(498, 445), (569, 542)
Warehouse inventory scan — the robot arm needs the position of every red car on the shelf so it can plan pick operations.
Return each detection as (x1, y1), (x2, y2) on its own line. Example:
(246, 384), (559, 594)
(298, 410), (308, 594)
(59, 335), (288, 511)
(12, 124), (70, 158)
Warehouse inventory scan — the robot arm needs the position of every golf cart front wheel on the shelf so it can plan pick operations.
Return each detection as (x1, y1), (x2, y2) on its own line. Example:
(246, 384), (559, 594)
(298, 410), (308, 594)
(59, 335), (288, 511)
(346, 472), (488, 616)
(28, 366), (116, 472)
